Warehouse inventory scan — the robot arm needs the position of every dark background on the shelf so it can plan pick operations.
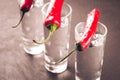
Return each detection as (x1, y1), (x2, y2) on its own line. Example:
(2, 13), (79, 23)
(0, 0), (120, 80)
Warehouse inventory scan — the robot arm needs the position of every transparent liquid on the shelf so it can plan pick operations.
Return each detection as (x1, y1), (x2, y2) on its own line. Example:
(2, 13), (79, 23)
(75, 33), (104, 80)
(44, 17), (70, 73)
(22, 5), (45, 55)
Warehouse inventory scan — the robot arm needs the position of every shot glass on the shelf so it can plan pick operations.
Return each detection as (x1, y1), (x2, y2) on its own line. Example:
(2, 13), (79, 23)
(75, 22), (107, 80)
(42, 2), (72, 73)
(21, 0), (45, 55)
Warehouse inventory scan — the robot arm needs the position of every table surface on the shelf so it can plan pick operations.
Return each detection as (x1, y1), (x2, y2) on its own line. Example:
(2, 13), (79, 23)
(0, 0), (120, 80)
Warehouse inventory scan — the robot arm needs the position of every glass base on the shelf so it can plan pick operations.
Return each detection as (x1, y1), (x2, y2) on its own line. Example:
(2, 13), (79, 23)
(45, 60), (68, 73)
(75, 75), (100, 80)
(24, 44), (45, 55)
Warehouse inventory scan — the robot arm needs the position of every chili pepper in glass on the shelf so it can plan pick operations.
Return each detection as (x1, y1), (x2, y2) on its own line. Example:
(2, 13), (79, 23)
(21, 0), (45, 55)
(55, 9), (100, 64)
(40, 2), (72, 73)
(75, 22), (107, 80)
(12, 0), (33, 28)
(33, 0), (64, 44)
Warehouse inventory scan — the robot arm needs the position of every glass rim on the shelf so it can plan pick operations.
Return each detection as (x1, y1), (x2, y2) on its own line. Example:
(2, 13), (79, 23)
(41, 2), (72, 18)
(75, 22), (108, 38)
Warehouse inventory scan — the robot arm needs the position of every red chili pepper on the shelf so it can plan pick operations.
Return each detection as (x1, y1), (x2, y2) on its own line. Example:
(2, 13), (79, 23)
(33, 0), (64, 44)
(76, 9), (100, 51)
(54, 9), (100, 64)
(12, 0), (33, 28)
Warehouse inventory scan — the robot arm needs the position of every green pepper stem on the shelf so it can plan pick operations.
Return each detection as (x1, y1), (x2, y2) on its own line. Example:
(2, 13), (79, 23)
(53, 47), (77, 65)
(12, 11), (25, 28)
(33, 24), (57, 44)
(33, 31), (54, 44)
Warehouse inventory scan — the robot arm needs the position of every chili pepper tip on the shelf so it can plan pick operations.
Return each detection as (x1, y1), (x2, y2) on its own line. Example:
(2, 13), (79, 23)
(33, 40), (37, 43)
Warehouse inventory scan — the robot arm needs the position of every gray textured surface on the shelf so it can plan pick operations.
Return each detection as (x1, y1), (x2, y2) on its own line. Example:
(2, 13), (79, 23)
(0, 0), (120, 80)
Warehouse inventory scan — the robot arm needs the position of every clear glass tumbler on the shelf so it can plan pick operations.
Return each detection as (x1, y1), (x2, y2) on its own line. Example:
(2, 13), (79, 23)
(21, 0), (45, 55)
(75, 22), (107, 80)
(42, 2), (72, 73)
